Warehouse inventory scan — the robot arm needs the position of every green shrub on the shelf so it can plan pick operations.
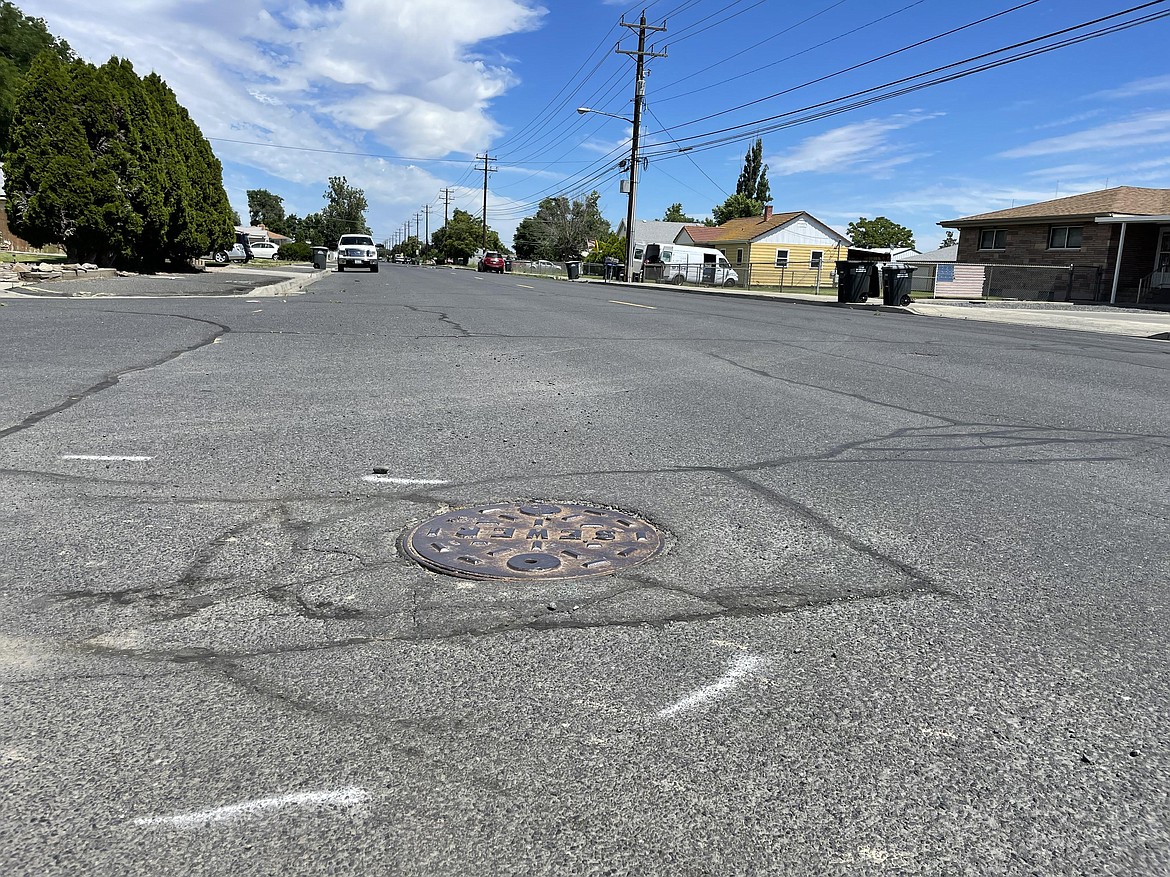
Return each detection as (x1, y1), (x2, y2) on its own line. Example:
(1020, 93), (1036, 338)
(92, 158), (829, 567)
(277, 241), (311, 262)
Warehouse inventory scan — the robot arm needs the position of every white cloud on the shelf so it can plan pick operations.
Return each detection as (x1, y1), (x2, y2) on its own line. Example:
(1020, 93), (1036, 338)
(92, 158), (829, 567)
(1090, 74), (1170, 101)
(767, 112), (940, 177)
(17, 0), (548, 247)
(1000, 110), (1170, 159)
(20, 0), (545, 161)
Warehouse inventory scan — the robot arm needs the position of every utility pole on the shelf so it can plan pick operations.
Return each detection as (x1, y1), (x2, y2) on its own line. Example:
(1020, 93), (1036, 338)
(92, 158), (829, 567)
(424, 204), (430, 247)
(414, 212), (422, 246)
(477, 153), (497, 251)
(440, 188), (453, 227)
(618, 12), (666, 282)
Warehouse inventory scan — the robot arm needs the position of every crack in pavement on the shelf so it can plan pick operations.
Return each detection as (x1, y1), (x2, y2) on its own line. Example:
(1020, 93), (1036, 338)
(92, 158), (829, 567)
(0, 314), (231, 441)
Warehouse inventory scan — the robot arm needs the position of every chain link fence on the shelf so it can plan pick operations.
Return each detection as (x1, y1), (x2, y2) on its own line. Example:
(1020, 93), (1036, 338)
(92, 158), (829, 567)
(903, 262), (1105, 302)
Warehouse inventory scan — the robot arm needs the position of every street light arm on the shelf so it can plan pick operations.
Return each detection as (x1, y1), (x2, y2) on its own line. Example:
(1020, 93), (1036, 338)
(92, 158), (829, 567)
(577, 106), (634, 124)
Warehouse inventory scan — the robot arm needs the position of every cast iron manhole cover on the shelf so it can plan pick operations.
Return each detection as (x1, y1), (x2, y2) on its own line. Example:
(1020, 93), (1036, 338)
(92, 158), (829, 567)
(402, 501), (664, 581)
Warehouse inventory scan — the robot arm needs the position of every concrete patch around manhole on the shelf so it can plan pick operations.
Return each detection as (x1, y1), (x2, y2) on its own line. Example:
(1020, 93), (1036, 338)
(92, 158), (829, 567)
(401, 501), (665, 581)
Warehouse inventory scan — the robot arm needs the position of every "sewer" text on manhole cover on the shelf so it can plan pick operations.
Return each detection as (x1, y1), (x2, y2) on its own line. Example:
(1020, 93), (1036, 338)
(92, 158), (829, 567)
(402, 501), (664, 581)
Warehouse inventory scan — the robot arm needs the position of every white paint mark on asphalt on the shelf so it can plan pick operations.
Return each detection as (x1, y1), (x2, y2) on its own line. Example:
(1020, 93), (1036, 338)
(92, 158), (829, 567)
(133, 787), (369, 829)
(61, 455), (152, 462)
(657, 654), (766, 719)
(361, 475), (449, 486)
(517, 284), (535, 289)
(609, 300), (656, 309)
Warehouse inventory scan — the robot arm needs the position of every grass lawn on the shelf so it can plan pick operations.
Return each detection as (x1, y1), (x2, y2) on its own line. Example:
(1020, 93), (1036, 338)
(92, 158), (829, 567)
(1, 252), (68, 264)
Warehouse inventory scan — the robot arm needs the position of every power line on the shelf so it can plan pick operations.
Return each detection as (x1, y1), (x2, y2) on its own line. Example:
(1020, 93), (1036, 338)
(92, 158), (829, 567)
(641, 4), (1170, 160)
(641, 1), (1170, 156)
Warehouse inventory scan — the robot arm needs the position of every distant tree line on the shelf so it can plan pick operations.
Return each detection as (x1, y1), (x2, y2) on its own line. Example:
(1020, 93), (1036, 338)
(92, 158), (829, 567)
(247, 177), (371, 251)
(3, 50), (234, 268)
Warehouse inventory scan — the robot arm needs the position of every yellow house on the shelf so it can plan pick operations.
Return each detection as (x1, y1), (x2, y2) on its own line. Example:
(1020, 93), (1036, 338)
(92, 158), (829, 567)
(678, 206), (851, 289)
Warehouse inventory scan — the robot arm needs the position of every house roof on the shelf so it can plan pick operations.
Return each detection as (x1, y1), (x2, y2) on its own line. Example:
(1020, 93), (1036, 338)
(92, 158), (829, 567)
(706, 211), (804, 242)
(617, 219), (688, 242)
(680, 225), (724, 243)
(941, 186), (1170, 226)
(904, 244), (958, 263)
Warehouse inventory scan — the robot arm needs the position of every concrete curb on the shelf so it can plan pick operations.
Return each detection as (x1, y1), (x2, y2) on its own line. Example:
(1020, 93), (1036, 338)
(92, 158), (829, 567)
(247, 269), (328, 297)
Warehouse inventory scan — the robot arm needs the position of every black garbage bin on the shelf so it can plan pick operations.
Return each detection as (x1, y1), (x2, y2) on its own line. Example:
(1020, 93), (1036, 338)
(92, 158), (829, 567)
(836, 261), (875, 303)
(881, 264), (916, 306)
(566, 261), (581, 280)
(312, 247), (328, 270)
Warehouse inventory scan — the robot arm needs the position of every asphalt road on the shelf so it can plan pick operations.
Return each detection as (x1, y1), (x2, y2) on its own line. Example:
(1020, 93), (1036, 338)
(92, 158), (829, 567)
(1, 265), (1167, 876)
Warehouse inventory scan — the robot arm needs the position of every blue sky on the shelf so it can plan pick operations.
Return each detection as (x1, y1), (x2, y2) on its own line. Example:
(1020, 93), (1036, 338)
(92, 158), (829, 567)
(16, 0), (1170, 252)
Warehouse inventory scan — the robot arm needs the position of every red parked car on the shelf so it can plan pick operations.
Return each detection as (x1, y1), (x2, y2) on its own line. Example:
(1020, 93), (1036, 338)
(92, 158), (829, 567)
(477, 251), (505, 273)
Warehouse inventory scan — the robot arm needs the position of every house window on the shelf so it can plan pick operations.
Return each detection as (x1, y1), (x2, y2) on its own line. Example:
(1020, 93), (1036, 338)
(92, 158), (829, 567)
(979, 228), (1006, 250)
(809, 250), (823, 269)
(1048, 226), (1083, 249)
(735, 248), (744, 264)
(774, 250), (789, 268)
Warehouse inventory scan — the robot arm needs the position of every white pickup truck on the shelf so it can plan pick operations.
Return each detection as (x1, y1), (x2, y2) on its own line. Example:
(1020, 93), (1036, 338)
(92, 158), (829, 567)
(337, 234), (379, 272)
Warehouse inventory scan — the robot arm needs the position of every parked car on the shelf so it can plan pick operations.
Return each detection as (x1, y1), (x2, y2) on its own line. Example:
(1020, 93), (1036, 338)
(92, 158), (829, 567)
(250, 241), (279, 259)
(210, 243), (249, 263)
(337, 234), (378, 272)
(477, 251), (505, 273)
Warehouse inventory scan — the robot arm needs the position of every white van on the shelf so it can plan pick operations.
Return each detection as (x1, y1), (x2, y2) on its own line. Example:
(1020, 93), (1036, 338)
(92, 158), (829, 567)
(642, 243), (739, 287)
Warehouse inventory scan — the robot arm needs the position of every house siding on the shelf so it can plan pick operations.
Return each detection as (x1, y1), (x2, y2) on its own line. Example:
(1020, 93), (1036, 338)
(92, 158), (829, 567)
(956, 219), (1166, 299)
(956, 220), (1112, 266)
(713, 217), (848, 288)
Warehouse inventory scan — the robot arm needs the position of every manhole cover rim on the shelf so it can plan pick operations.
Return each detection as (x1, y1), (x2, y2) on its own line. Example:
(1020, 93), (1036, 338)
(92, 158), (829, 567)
(400, 499), (667, 582)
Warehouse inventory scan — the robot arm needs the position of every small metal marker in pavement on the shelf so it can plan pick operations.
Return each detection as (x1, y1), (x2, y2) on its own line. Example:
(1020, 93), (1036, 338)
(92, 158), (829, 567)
(402, 501), (664, 581)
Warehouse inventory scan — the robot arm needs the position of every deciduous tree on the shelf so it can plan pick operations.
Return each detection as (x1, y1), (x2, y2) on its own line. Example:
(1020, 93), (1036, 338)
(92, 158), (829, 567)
(247, 189), (289, 236)
(712, 193), (762, 225)
(432, 208), (504, 263)
(847, 216), (916, 249)
(662, 203), (696, 223)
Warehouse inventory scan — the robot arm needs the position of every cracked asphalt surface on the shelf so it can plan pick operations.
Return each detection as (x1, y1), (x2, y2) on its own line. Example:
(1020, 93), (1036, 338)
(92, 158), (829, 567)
(1, 265), (1168, 875)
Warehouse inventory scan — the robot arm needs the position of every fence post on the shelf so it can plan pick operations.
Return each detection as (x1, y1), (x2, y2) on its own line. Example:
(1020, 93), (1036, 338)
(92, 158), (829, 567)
(986, 265), (994, 299)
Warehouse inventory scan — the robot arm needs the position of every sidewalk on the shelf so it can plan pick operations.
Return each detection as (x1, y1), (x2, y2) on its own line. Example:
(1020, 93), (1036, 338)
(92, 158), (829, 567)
(0, 264), (325, 299)
(579, 277), (1170, 341)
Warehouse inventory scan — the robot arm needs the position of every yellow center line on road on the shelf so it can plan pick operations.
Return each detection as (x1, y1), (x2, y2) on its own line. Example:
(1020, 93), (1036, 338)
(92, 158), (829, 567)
(609, 300), (656, 309)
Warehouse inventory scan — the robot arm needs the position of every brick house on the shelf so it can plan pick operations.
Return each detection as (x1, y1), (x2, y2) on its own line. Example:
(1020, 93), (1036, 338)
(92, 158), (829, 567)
(939, 187), (1170, 304)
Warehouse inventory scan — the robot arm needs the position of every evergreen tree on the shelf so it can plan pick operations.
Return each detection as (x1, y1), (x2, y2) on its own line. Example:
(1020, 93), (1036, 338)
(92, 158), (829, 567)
(5, 53), (233, 267)
(939, 230), (957, 248)
(513, 215), (551, 260)
(735, 138), (770, 204)
(712, 138), (770, 225)
(3, 53), (106, 262)
(0, 1), (73, 152)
